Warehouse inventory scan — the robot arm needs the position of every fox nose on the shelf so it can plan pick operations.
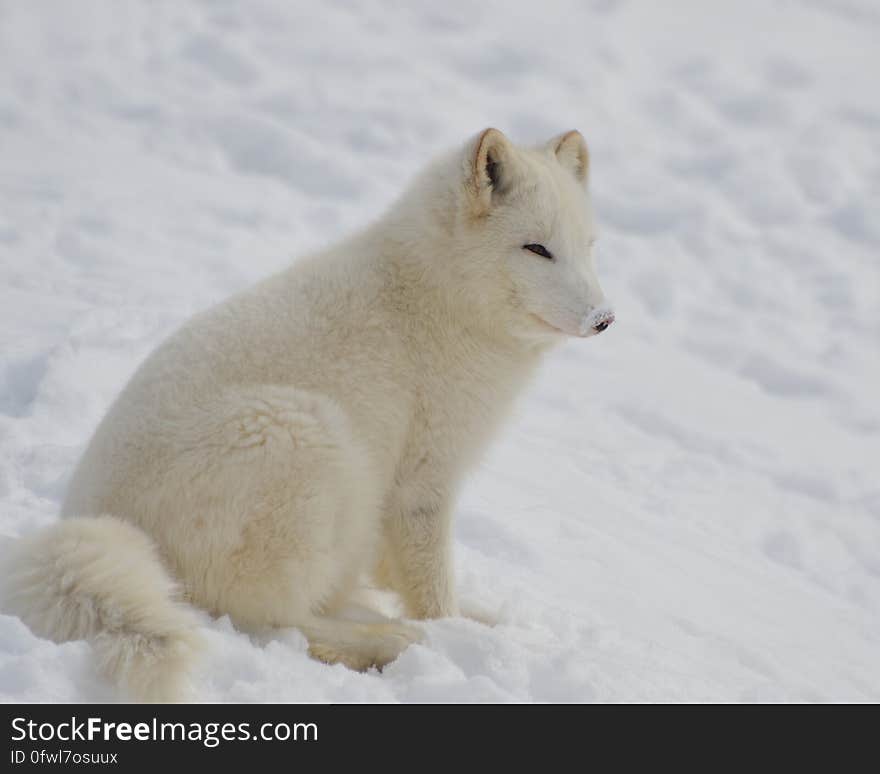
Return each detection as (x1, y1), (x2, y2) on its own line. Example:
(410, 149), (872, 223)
(581, 306), (615, 336)
(593, 313), (614, 333)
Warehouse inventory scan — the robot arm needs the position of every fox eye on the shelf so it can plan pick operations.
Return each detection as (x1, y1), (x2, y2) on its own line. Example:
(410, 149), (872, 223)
(523, 243), (554, 261)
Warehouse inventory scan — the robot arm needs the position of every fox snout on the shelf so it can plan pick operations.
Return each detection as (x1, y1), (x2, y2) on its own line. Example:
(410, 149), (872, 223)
(580, 306), (615, 337)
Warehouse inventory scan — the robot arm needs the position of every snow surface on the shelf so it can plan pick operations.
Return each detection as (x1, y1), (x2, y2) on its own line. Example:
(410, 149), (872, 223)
(1, 0), (879, 703)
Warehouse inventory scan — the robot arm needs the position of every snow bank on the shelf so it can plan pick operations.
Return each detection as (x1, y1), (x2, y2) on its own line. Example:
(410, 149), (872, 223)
(1, 0), (878, 702)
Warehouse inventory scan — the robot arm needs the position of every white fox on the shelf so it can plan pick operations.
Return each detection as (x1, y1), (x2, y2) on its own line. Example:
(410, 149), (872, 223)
(1, 128), (613, 701)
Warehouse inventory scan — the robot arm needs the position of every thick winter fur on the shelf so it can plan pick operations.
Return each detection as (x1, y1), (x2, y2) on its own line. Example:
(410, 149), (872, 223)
(1, 128), (612, 701)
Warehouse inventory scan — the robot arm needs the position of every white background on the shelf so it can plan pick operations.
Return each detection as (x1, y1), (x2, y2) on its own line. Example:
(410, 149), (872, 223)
(0, 0), (878, 701)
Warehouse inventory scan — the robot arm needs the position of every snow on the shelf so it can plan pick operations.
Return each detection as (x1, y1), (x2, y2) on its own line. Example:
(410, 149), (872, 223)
(1, 0), (878, 703)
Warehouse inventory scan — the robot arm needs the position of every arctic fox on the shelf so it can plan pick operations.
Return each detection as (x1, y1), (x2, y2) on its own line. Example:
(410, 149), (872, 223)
(1, 128), (613, 701)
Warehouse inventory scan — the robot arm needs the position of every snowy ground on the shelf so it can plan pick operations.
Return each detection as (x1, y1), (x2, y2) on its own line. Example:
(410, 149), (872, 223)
(1, 0), (878, 702)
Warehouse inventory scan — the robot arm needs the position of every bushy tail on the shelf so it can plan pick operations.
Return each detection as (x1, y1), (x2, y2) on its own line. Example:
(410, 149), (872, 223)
(0, 515), (202, 702)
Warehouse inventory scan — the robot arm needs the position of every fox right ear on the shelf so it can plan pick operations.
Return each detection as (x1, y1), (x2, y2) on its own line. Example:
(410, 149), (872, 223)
(550, 130), (589, 184)
(465, 127), (513, 216)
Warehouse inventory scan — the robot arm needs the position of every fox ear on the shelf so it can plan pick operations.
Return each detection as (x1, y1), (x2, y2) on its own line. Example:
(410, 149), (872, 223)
(550, 130), (589, 184)
(466, 127), (513, 215)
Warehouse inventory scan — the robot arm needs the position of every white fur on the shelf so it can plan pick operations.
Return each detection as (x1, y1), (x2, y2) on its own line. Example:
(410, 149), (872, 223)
(1, 516), (202, 702)
(1, 128), (611, 701)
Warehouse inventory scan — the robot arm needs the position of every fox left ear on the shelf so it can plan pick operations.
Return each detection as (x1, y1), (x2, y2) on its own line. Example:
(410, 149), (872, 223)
(550, 130), (589, 184)
(465, 127), (514, 216)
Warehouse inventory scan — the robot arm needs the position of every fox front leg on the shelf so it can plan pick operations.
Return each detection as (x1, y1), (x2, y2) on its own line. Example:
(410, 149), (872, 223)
(382, 499), (460, 620)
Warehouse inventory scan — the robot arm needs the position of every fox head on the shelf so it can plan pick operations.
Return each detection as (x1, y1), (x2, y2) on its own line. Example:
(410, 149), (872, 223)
(403, 128), (613, 345)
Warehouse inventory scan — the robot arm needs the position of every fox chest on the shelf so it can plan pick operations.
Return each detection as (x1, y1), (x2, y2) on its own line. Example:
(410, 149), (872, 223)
(394, 355), (534, 491)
